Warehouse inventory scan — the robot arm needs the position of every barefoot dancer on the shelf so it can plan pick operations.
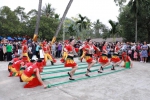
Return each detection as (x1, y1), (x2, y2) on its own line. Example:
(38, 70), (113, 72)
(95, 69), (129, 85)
(65, 38), (78, 80)
(84, 39), (100, 77)
(98, 41), (110, 73)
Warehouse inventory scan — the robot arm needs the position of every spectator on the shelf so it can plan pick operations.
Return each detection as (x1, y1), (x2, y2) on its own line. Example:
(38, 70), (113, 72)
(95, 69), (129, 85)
(51, 43), (56, 57)
(36, 42), (40, 59)
(141, 41), (148, 63)
(6, 42), (13, 61)
(57, 43), (62, 58)
(3, 43), (7, 61)
(0, 42), (3, 61)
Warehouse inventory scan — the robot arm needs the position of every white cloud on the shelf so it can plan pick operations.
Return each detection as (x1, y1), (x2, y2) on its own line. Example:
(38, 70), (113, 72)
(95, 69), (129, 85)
(0, 0), (123, 28)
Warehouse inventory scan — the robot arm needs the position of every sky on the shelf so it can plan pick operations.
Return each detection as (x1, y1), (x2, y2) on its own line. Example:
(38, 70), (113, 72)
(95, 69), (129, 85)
(0, 0), (128, 28)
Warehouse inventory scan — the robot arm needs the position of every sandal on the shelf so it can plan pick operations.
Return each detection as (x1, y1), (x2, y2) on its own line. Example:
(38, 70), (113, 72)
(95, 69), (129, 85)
(69, 78), (75, 80)
(98, 70), (103, 73)
(85, 74), (90, 77)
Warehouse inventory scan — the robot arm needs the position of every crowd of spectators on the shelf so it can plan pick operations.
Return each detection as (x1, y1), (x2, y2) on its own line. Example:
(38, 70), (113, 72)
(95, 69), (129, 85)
(0, 38), (150, 63)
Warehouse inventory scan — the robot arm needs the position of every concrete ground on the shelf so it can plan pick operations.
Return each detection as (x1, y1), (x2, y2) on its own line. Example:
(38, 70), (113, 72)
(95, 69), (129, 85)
(0, 58), (150, 100)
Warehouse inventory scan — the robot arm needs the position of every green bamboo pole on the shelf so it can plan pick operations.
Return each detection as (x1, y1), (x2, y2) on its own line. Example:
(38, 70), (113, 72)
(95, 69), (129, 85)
(43, 62), (87, 69)
(41, 63), (100, 75)
(42, 65), (112, 80)
(47, 68), (128, 88)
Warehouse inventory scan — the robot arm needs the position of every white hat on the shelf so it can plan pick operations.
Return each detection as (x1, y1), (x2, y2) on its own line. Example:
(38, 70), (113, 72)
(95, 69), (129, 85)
(31, 55), (38, 61)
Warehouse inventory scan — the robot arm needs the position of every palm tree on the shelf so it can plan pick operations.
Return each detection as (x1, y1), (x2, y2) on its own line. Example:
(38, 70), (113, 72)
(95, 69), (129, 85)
(93, 19), (102, 38)
(128, 0), (144, 42)
(109, 20), (118, 42)
(14, 6), (28, 22)
(33, 0), (42, 42)
(75, 14), (89, 39)
(52, 0), (73, 44)
(27, 9), (38, 18)
(42, 3), (55, 17)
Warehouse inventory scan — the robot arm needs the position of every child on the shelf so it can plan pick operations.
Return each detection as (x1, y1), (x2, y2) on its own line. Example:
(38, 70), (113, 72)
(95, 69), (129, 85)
(134, 50), (138, 61)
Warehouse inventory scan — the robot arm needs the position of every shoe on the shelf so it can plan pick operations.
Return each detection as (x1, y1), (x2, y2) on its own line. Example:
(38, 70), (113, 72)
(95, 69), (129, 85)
(101, 66), (103, 71)
(87, 69), (91, 72)
(111, 65), (115, 70)
(51, 61), (54, 65)
(69, 78), (75, 80)
(85, 74), (90, 77)
(98, 70), (103, 73)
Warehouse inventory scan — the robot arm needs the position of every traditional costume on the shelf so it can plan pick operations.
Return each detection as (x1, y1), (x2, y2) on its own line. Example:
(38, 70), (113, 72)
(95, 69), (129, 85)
(42, 41), (56, 65)
(60, 40), (69, 63)
(20, 60), (44, 88)
(84, 44), (99, 63)
(64, 44), (77, 67)
(22, 40), (30, 62)
(110, 45), (121, 63)
(99, 45), (109, 64)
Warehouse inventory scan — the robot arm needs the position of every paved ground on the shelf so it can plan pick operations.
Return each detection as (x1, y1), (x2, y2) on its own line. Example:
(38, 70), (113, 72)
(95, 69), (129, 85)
(0, 58), (150, 100)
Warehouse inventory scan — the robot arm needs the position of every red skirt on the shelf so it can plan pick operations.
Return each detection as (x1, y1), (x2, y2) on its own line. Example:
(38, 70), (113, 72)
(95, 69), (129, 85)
(111, 56), (120, 63)
(99, 56), (109, 64)
(24, 77), (42, 88)
(84, 54), (93, 63)
(64, 56), (77, 68)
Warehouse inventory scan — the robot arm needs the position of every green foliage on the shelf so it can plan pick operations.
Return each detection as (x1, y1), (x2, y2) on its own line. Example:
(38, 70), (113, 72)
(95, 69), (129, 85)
(0, 4), (61, 41)
(118, 1), (150, 42)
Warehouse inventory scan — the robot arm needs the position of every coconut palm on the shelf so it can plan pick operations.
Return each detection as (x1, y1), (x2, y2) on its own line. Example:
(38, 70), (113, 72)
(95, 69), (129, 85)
(75, 14), (89, 39)
(42, 3), (55, 17)
(109, 19), (118, 42)
(128, 0), (144, 42)
(33, 0), (42, 41)
(14, 6), (28, 22)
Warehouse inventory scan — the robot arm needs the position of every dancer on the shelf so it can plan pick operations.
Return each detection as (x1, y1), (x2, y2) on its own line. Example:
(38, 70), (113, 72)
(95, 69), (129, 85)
(79, 41), (87, 62)
(22, 40), (30, 62)
(42, 41), (56, 65)
(84, 39), (100, 77)
(9, 56), (28, 77)
(8, 55), (20, 72)
(110, 41), (122, 70)
(60, 40), (69, 63)
(98, 41), (110, 73)
(64, 38), (78, 80)
(20, 59), (47, 88)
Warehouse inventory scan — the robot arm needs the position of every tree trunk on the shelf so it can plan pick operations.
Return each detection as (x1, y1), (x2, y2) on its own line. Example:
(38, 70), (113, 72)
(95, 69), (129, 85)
(135, 13), (137, 43)
(148, 33), (150, 43)
(33, 0), (42, 41)
(51, 0), (73, 44)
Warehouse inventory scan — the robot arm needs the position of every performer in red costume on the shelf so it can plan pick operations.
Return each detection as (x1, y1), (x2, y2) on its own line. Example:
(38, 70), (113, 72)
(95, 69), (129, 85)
(121, 52), (133, 68)
(8, 55), (20, 72)
(98, 41), (110, 73)
(9, 56), (28, 77)
(42, 41), (56, 65)
(22, 40), (30, 62)
(64, 38), (78, 80)
(20, 59), (47, 88)
(60, 40), (69, 63)
(83, 39), (100, 77)
(79, 41), (87, 62)
(110, 41), (122, 70)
